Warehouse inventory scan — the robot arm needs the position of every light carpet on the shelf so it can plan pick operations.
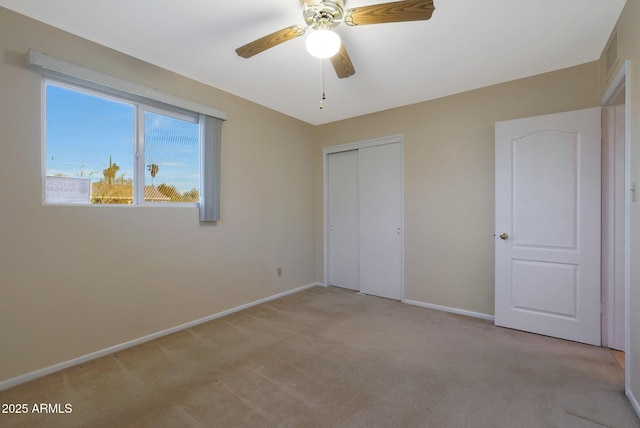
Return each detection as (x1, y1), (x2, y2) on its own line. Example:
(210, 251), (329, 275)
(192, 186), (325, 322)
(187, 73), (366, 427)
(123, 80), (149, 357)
(0, 286), (637, 427)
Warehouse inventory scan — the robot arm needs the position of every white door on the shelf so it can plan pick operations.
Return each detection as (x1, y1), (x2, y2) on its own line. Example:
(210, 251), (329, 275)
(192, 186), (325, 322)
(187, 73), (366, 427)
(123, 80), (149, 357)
(328, 150), (360, 290)
(359, 143), (403, 300)
(495, 107), (601, 346)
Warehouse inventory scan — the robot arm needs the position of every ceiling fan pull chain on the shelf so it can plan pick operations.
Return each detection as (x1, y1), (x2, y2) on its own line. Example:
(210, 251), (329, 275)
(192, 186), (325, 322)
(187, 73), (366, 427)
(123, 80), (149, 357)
(320, 61), (324, 109)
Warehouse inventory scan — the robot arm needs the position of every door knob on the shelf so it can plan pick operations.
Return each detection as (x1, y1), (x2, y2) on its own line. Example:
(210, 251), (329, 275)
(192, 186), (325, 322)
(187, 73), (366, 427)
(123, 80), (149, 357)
(499, 232), (508, 240)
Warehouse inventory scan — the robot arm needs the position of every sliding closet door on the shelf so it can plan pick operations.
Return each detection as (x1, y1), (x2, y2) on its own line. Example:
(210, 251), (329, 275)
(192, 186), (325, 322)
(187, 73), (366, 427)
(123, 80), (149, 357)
(327, 150), (360, 290)
(359, 143), (403, 300)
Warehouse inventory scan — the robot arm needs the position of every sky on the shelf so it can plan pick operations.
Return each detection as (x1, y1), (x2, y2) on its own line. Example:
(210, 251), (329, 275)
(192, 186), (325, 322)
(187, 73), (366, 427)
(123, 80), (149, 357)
(46, 82), (200, 193)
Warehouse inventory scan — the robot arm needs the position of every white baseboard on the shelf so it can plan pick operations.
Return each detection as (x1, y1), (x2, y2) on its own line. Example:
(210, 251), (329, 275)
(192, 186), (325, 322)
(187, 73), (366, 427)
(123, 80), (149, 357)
(0, 282), (323, 391)
(403, 298), (495, 322)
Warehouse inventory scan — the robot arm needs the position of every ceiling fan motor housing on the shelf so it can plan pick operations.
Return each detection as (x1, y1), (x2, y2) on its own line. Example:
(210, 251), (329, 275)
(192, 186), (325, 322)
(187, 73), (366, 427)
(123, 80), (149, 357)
(303, 0), (344, 30)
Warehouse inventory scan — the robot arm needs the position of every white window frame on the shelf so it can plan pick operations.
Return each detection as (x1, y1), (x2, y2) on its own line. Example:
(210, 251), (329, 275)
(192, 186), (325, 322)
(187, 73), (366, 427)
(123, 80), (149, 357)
(30, 49), (226, 222)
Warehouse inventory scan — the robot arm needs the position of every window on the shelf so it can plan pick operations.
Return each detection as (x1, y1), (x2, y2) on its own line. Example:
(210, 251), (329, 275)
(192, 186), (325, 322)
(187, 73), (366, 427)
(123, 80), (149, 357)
(45, 81), (201, 206)
(29, 49), (225, 221)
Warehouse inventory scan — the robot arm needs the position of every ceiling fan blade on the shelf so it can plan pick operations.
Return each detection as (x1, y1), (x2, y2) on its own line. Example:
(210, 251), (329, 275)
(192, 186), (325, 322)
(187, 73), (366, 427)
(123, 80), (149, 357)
(236, 25), (306, 58)
(331, 42), (356, 79)
(345, 0), (435, 26)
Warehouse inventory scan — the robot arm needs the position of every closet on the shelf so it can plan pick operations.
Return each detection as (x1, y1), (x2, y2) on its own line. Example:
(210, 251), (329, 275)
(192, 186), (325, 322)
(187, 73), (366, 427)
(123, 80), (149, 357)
(326, 138), (403, 300)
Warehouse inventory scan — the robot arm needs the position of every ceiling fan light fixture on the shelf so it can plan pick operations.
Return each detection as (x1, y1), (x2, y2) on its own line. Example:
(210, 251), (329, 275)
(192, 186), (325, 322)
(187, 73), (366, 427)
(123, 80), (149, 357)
(306, 29), (341, 59)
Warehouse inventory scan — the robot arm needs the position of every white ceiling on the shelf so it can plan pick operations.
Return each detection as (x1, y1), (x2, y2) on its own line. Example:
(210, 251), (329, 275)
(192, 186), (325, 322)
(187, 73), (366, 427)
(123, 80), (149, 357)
(0, 0), (627, 125)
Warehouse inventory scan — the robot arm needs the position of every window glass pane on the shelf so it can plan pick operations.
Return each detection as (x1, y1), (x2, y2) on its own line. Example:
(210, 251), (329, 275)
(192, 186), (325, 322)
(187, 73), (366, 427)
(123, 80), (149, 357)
(44, 80), (204, 207)
(144, 111), (200, 203)
(46, 83), (135, 204)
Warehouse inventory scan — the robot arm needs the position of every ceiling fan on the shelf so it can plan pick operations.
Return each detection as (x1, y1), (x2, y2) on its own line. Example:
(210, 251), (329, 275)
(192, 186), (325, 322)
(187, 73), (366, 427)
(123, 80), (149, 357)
(235, 0), (435, 79)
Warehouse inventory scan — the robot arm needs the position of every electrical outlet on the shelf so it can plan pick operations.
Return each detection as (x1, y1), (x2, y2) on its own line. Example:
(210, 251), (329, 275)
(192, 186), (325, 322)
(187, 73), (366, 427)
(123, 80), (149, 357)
(277, 267), (282, 277)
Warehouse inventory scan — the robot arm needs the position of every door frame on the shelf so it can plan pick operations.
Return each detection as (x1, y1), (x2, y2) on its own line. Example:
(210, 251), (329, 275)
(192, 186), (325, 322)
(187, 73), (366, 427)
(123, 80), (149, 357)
(600, 61), (630, 388)
(323, 134), (405, 299)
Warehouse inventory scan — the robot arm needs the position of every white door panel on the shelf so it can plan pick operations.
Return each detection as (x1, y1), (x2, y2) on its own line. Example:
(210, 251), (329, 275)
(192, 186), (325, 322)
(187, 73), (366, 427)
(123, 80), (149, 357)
(495, 107), (601, 346)
(511, 260), (578, 317)
(359, 143), (403, 300)
(512, 132), (578, 248)
(328, 151), (359, 290)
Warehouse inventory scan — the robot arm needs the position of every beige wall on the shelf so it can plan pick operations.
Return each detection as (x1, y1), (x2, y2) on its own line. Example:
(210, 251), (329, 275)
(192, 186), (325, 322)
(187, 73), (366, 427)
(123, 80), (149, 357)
(600, 0), (640, 412)
(314, 62), (601, 316)
(0, 7), (317, 382)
